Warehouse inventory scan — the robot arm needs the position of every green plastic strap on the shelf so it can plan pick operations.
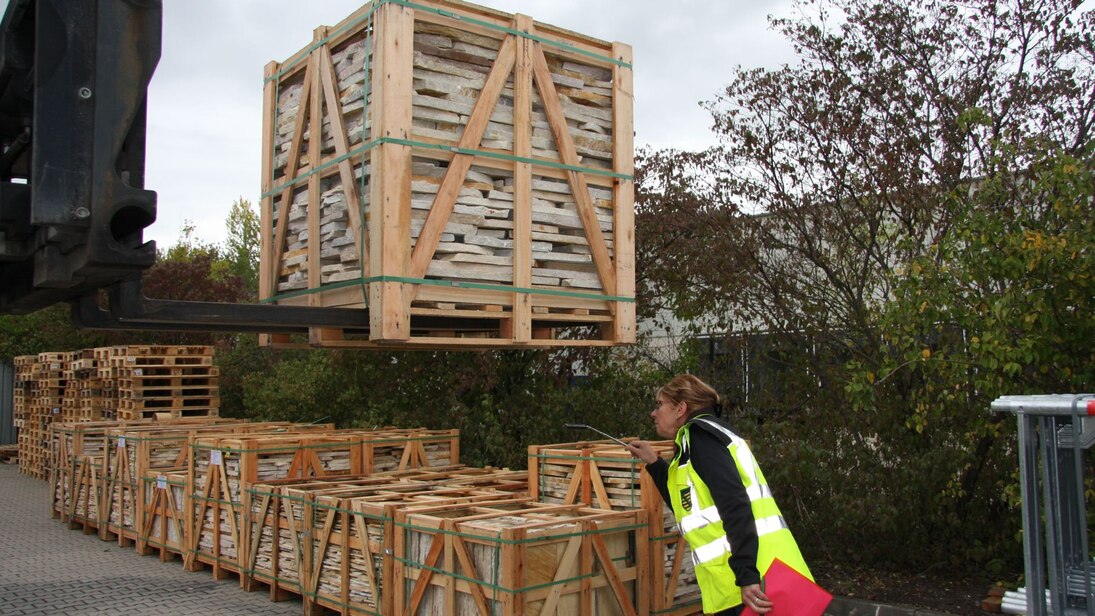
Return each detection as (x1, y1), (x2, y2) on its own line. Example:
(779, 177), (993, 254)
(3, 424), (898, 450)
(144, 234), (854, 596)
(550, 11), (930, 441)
(261, 274), (635, 304)
(260, 136), (630, 200)
(394, 518), (645, 545)
(264, 0), (629, 85)
(392, 552), (598, 595)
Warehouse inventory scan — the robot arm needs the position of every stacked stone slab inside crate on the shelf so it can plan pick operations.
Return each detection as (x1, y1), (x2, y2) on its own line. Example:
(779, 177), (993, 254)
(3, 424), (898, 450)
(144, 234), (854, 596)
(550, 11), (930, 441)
(186, 428), (461, 579)
(260, 0), (635, 347)
(244, 467), (527, 613)
(394, 500), (646, 616)
(529, 439), (703, 616)
(15, 346), (222, 480)
(43, 427), (714, 616)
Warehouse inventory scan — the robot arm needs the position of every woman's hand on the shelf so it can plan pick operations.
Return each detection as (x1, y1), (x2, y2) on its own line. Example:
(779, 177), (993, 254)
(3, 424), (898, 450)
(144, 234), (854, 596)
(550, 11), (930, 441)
(625, 440), (658, 464)
(741, 583), (772, 613)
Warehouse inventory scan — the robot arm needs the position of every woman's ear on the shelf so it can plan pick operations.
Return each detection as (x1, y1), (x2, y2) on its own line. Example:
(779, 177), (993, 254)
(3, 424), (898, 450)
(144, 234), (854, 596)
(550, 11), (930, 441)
(674, 401), (688, 421)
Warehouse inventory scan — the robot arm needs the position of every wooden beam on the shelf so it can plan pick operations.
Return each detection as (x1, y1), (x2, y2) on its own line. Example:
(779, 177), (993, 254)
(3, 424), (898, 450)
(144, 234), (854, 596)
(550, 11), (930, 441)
(368, 3), (415, 341)
(611, 42), (636, 343)
(259, 61), (278, 305)
(511, 15), (534, 342)
(308, 28), (326, 307)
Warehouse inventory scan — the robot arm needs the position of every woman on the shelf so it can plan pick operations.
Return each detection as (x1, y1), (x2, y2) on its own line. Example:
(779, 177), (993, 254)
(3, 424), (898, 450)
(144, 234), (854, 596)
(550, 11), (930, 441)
(626, 374), (812, 616)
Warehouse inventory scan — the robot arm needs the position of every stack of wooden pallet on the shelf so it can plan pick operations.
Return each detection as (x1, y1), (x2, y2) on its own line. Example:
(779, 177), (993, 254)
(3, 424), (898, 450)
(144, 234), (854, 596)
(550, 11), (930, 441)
(14, 345), (223, 479)
(12, 355), (33, 433)
(17, 352), (68, 479)
(113, 345), (220, 420)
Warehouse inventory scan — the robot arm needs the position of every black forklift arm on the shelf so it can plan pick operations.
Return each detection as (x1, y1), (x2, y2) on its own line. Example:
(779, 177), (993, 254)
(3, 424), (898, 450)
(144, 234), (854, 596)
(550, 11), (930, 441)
(0, 0), (161, 314)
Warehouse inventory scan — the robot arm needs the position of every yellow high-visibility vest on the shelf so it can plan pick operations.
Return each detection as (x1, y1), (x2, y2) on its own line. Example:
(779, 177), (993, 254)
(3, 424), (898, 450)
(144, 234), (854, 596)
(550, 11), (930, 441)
(668, 416), (813, 613)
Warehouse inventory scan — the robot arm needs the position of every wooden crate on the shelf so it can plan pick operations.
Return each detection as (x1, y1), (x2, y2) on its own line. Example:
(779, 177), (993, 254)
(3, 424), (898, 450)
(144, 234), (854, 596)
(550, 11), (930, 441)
(63, 454), (104, 534)
(259, 0), (635, 349)
(49, 419), (152, 521)
(529, 440), (702, 616)
(243, 474), (417, 597)
(241, 468), (522, 605)
(359, 428), (461, 473)
(100, 420), (327, 546)
(392, 501), (647, 616)
(186, 430), (375, 579)
(245, 475), (522, 615)
(186, 428), (460, 581)
(137, 469), (189, 560)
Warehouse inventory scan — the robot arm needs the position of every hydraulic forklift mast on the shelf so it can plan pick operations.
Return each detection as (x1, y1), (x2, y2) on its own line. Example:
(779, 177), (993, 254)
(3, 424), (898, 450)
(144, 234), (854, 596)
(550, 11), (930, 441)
(0, 0), (161, 313)
(0, 0), (383, 334)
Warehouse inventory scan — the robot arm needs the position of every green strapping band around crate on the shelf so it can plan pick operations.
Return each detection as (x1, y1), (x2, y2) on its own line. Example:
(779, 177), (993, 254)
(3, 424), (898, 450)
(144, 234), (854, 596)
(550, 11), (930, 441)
(190, 434), (453, 455)
(261, 136), (632, 200)
(260, 274), (636, 304)
(394, 518), (646, 546)
(264, 0), (630, 84)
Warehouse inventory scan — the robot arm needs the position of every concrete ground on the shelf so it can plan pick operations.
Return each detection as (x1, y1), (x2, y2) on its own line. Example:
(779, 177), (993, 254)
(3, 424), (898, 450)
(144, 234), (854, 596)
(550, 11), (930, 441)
(0, 462), (301, 616)
(0, 462), (955, 616)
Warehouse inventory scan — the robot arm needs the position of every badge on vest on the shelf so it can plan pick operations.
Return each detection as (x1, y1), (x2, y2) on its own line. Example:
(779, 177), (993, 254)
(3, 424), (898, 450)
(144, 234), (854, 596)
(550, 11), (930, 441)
(679, 488), (693, 511)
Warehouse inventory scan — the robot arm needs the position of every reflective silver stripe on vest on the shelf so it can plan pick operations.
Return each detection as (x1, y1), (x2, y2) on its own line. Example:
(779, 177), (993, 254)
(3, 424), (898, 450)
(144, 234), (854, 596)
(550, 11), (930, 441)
(680, 504), (721, 534)
(746, 483), (773, 501)
(756, 514), (789, 536)
(692, 535), (732, 564)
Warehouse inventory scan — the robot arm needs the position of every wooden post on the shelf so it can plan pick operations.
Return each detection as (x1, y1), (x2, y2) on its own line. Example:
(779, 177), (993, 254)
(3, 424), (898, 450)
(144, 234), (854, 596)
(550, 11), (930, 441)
(612, 43), (636, 343)
(512, 16), (534, 343)
(259, 61), (278, 347)
(368, 3), (414, 341)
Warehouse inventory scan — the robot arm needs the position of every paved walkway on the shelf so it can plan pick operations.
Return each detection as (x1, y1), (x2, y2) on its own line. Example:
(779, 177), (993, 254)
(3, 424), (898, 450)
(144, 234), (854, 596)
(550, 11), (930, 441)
(0, 463), (301, 616)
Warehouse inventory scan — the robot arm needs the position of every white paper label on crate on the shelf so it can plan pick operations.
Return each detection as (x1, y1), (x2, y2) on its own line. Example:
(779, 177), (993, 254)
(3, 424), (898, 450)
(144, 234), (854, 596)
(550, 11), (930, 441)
(52, 408), (59, 414)
(157, 476), (167, 490)
(210, 450), (223, 466)
(134, 368), (143, 376)
(117, 437), (126, 449)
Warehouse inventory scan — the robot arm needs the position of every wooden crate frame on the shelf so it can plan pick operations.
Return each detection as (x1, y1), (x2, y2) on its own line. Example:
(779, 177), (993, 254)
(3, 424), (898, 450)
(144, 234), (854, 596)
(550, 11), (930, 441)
(137, 469), (189, 560)
(99, 418), (251, 545)
(246, 478), (515, 615)
(528, 440), (703, 616)
(392, 501), (647, 616)
(185, 428), (459, 580)
(259, 0), (635, 349)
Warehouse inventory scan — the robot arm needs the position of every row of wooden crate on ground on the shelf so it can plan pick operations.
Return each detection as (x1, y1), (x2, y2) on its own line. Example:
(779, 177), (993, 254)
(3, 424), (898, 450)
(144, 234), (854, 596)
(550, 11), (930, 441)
(14, 345), (219, 480)
(47, 417), (702, 615)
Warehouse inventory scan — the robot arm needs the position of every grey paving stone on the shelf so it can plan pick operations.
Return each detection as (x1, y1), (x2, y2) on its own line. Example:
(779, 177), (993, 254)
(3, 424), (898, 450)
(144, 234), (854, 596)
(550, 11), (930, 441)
(0, 464), (301, 616)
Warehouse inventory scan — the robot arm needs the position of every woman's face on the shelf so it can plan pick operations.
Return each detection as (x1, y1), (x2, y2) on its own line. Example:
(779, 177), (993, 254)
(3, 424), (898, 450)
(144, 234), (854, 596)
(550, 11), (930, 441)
(651, 394), (687, 439)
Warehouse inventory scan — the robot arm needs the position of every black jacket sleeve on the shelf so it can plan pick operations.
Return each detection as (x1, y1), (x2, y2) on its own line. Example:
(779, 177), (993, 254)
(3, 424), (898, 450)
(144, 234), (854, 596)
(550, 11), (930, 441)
(689, 426), (761, 587)
(646, 458), (672, 507)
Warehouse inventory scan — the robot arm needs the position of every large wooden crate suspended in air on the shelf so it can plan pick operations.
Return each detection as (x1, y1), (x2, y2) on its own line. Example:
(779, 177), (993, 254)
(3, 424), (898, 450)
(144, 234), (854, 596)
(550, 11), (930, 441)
(259, 0), (635, 348)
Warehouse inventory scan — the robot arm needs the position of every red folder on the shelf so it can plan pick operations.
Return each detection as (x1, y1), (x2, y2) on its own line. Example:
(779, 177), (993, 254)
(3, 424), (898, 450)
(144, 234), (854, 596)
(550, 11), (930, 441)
(741, 558), (832, 616)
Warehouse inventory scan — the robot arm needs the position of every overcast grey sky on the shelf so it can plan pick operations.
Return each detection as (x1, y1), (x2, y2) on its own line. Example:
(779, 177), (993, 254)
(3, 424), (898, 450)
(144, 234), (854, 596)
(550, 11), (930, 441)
(109, 1), (800, 247)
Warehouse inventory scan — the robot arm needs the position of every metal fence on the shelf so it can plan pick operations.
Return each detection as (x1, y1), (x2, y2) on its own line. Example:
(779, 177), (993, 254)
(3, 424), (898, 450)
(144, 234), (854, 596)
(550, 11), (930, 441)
(0, 361), (14, 445)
